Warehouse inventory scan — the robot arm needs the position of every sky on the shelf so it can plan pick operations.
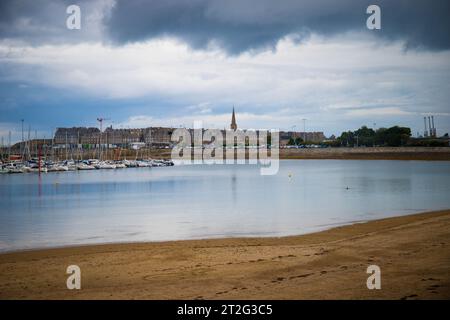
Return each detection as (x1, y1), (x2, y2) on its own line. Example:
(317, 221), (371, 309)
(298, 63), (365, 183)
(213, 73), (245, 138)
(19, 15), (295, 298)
(0, 0), (449, 143)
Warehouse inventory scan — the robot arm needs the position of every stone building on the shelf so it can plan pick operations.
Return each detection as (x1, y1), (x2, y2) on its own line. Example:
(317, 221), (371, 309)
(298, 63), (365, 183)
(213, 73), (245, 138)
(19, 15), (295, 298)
(54, 127), (100, 145)
(104, 127), (143, 146)
(144, 127), (175, 146)
(53, 108), (326, 148)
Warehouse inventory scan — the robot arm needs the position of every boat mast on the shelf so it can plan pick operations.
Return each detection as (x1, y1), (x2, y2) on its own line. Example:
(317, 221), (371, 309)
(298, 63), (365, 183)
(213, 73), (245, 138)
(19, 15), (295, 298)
(34, 129), (37, 157)
(51, 129), (55, 162)
(65, 131), (68, 161)
(8, 131), (11, 162)
(22, 125), (31, 161)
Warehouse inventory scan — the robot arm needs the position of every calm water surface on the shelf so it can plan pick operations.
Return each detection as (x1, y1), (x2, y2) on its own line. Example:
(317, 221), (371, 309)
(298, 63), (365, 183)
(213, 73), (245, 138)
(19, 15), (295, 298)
(1, 160), (450, 252)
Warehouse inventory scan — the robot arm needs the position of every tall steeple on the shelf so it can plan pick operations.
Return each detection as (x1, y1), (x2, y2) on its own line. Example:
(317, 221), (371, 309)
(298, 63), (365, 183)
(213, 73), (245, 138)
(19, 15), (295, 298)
(230, 106), (237, 130)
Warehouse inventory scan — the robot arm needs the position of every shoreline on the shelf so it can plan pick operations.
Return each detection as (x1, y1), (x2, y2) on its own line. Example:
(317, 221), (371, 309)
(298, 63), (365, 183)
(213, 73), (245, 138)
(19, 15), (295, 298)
(0, 208), (436, 255)
(2, 148), (450, 167)
(145, 147), (450, 161)
(1, 209), (449, 299)
(279, 147), (450, 161)
(0, 217), (369, 255)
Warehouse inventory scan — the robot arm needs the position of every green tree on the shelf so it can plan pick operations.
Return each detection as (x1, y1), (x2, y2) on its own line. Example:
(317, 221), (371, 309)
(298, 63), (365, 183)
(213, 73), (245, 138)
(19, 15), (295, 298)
(295, 137), (304, 145)
(338, 131), (355, 146)
(287, 137), (295, 145)
(375, 126), (411, 146)
(337, 125), (412, 147)
(354, 125), (376, 146)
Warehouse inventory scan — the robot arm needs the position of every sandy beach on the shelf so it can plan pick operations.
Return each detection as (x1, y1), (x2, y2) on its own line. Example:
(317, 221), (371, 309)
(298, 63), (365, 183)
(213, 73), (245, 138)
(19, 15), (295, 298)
(0, 210), (449, 300)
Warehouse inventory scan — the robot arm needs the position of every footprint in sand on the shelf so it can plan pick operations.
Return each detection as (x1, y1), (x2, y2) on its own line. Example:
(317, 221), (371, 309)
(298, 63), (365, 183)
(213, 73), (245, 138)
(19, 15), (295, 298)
(426, 284), (441, 290)
(288, 273), (314, 280)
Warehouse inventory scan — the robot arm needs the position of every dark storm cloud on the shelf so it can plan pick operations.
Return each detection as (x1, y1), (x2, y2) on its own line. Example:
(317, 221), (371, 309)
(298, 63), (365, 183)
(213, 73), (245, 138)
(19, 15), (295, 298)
(0, 0), (449, 53)
(104, 0), (450, 53)
(0, 0), (105, 44)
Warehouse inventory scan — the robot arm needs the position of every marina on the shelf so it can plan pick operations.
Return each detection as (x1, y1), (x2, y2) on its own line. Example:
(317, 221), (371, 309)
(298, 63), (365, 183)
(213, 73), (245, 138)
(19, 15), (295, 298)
(0, 158), (174, 174)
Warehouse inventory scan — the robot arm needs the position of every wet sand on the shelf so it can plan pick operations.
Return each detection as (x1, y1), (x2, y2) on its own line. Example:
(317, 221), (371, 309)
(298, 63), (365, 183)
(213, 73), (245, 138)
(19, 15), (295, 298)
(0, 210), (449, 299)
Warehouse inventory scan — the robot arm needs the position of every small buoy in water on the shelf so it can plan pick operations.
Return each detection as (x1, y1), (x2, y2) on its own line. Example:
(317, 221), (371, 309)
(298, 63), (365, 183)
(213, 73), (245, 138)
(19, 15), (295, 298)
(346, 186), (349, 190)
(288, 172), (292, 178)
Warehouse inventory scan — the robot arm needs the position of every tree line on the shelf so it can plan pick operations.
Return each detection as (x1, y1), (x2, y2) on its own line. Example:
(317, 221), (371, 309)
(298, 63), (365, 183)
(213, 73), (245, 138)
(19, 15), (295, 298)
(328, 125), (448, 147)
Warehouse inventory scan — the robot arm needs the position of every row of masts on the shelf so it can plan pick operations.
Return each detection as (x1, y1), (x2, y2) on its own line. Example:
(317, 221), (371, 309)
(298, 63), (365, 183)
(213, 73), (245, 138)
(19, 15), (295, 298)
(0, 131), (12, 161)
(0, 121), (105, 161)
(0, 129), (154, 163)
(0, 118), (153, 162)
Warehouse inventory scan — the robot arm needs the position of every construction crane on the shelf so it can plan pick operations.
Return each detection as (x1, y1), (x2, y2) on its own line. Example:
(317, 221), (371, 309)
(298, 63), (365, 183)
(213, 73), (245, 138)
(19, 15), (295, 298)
(96, 117), (110, 132)
(97, 117), (110, 160)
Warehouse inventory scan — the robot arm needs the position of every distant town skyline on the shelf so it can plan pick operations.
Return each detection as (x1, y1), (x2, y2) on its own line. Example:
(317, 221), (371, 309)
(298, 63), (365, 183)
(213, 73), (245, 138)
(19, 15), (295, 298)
(1, 0), (450, 143)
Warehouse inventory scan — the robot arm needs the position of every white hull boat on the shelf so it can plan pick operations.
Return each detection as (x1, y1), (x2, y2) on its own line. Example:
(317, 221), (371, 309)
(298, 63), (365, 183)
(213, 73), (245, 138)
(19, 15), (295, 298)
(95, 162), (116, 169)
(77, 163), (96, 170)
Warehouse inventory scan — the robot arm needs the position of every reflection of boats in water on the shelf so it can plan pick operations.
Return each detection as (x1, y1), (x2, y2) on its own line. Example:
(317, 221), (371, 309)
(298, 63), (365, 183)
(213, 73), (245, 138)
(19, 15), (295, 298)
(29, 167), (48, 173)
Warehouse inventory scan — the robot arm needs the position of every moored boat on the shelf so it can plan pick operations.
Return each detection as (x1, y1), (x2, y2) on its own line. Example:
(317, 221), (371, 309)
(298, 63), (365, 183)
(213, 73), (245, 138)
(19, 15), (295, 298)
(0, 165), (9, 174)
(77, 163), (96, 170)
(95, 161), (116, 169)
(114, 162), (126, 169)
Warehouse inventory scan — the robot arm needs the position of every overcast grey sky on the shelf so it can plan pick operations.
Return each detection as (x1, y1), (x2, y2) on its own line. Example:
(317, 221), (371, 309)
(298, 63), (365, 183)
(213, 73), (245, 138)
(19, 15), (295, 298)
(0, 0), (449, 142)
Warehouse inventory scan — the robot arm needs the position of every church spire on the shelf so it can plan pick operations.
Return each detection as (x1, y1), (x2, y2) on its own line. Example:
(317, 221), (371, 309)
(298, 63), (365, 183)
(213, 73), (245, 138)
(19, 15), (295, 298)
(230, 106), (237, 130)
